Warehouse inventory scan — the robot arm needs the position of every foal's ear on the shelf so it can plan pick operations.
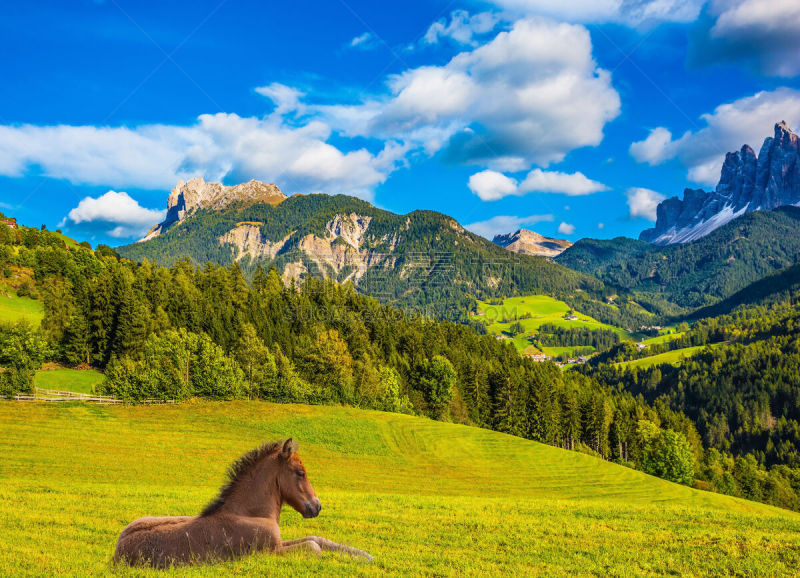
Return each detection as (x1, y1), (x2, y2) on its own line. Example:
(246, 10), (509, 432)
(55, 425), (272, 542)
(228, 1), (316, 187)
(282, 438), (297, 458)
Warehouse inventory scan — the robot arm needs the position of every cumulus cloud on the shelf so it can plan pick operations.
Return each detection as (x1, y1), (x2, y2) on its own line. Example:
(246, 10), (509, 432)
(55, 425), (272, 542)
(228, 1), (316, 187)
(423, 10), (502, 46)
(487, 0), (704, 26)
(465, 213), (554, 239)
(0, 113), (404, 200)
(60, 190), (166, 238)
(254, 83), (305, 115)
(519, 169), (609, 196)
(315, 17), (621, 171)
(690, 0), (800, 76)
(626, 187), (665, 220)
(468, 170), (519, 201)
(468, 168), (607, 201)
(557, 222), (575, 235)
(629, 88), (800, 186)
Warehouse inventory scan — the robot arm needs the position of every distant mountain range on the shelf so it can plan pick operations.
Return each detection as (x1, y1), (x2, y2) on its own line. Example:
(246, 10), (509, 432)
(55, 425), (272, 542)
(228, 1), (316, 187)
(117, 180), (648, 324)
(559, 206), (800, 312)
(492, 229), (572, 257)
(641, 122), (800, 245)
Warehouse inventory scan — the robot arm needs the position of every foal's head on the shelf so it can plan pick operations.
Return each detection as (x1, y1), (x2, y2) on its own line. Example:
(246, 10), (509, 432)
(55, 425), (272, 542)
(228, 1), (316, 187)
(201, 438), (321, 519)
(276, 438), (322, 518)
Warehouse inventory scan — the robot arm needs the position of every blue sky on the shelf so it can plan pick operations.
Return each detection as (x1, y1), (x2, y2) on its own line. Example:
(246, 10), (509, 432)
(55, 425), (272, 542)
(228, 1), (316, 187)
(1, 0), (799, 246)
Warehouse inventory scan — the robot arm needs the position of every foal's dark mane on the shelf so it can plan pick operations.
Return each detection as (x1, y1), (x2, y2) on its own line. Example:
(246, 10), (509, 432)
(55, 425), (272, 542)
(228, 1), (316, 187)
(201, 439), (297, 517)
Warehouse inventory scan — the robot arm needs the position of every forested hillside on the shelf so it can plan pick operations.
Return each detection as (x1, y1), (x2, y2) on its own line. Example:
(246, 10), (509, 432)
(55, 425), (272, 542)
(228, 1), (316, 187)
(116, 194), (650, 327)
(556, 207), (800, 314)
(4, 214), (800, 511)
(582, 302), (800, 507)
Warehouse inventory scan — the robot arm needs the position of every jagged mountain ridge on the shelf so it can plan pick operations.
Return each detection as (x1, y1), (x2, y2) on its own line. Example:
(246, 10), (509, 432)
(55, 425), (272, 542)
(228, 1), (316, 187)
(493, 229), (572, 257)
(558, 206), (800, 311)
(640, 122), (800, 245)
(141, 177), (286, 241)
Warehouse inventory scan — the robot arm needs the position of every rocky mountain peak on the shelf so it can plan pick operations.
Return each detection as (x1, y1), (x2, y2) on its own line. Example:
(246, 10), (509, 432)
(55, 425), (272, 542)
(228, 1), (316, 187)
(493, 229), (572, 257)
(640, 121), (800, 245)
(140, 178), (286, 242)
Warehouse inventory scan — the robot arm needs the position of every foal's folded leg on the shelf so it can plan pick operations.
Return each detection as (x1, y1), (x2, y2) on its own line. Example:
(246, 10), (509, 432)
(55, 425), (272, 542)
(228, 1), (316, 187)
(306, 536), (374, 561)
(279, 538), (321, 556)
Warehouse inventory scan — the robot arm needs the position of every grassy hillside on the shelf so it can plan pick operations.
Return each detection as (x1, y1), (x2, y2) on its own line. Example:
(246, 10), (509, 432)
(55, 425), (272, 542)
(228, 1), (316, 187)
(615, 344), (723, 369)
(2, 401), (799, 576)
(0, 291), (43, 324)
(470, 295), (630, 353)
(33, 367), (105, 394)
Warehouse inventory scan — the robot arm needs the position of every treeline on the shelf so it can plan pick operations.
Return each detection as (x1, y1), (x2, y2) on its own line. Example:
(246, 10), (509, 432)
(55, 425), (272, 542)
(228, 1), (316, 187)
(535, 324), (620, 351)
(583, 302), (800, 510)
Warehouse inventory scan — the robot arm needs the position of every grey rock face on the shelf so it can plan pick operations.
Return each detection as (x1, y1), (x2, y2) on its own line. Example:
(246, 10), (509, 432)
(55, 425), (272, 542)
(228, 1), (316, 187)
(641, 122), (800, 244)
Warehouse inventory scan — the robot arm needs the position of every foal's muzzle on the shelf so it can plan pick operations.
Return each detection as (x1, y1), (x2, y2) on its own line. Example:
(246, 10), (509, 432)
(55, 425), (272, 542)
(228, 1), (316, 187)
(303, 498), (322, 518)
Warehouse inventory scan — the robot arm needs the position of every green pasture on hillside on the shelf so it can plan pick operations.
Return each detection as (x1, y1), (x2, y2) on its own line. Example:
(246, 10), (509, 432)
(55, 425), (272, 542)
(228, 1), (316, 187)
(1, 401), (799, 576)
(470, 295), (630, 353)
(34, 368), (105, 394)
(0, 291), (43, 324)
(616, 344), (725, 369)
(640, 331), (685, 346)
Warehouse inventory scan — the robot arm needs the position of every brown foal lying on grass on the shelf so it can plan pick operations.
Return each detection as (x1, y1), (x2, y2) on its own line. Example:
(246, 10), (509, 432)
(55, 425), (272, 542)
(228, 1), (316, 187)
(113, 439), (373, 568)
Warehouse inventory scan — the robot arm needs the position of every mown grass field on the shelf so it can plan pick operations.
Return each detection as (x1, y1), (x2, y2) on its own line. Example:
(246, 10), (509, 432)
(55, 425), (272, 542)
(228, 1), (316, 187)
(34, 368), (105, 394)
(470, 295), (630, 353)
(0, 291), (43, 324)
(616, 344), (725, 369)
(640, 331), (685, 346)
(2, 401), (799, 576)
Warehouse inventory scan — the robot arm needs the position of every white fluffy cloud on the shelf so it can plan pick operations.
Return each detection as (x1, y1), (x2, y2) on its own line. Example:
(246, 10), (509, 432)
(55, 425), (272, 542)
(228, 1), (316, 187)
(423, 10), (502, 46)
(557, 222), (575, 235)
(315, 17), (621, 171)
(519, 169), (609, 196)
(348, 32), (379, 51)
(487, 0), (704, 26)
(629, 88), (800, 186)
(626, 187), (665, 220)
(61, 191), (166, 238)
(465, 213), (554, 239)
(468, 168), (607, 201)
(691, 0), (800, 76)
(468, 170), (518, 201)
(0, 111), (402, 200)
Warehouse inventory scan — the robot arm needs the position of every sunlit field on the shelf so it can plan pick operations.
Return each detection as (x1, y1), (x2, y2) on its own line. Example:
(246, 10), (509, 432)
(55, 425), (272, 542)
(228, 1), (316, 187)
(616, 343), (726, 369)
(470, 295), (630, 353)
(0, 291), (43, 324)
(2, 401), (799, 576)
(33, 368), (105, 394)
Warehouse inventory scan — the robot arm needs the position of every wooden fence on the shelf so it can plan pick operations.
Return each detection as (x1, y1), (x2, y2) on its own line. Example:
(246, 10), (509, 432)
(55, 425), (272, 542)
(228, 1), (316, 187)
(12, 388), (176, 405)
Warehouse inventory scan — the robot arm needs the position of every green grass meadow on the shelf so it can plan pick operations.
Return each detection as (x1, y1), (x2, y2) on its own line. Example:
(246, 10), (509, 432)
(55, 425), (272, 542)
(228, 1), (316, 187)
(2, 401), (800, 576)
(0, 291), (43, 324)
(616, 344), (724, 370)
(470, 295), (630, 353)
(34, 368), (106, 394)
